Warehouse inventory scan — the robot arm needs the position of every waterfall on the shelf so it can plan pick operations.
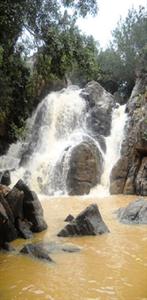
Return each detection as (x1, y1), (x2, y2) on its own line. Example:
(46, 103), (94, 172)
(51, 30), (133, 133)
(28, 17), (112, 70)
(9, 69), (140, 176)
(91, 104), (127, 195)
(0, 86), (127, 195)
(0, 86), (88, 194)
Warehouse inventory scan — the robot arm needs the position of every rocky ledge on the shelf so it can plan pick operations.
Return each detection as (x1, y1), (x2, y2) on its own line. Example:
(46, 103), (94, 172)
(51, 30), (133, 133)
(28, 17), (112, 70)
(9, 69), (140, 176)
(110, 74), (147, 196)
(0, 179), (47, 249)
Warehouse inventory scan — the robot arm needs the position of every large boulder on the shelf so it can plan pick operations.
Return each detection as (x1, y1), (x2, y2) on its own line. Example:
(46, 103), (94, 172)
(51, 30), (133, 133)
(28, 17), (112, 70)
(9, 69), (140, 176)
(15, 179), (47, 232)
(57, 203), (109, 237)
(0, 179), (47, 249)
(65, 139), (103, 195)
(116, 198), (147, 224)
(81, 81), (114, 136)
(110, 75), (147, 196)
(5, 187), (24, 219)
(0, 196), (18, 245)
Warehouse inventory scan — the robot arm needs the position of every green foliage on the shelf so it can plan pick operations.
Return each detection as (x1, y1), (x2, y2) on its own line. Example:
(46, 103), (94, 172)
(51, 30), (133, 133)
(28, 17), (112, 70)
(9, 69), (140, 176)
(98, 6), (147, 96)
(0, 0), (98, 144)
(34, 27), (100, 88)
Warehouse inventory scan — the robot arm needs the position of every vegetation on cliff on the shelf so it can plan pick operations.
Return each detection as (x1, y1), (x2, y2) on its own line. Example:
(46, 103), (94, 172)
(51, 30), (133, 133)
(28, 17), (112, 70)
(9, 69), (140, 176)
(0, 2), (146, 148)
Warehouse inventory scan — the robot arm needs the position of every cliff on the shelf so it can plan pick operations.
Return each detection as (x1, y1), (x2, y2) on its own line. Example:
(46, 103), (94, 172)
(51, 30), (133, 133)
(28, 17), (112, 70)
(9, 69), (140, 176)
(110, 73), (147, 196)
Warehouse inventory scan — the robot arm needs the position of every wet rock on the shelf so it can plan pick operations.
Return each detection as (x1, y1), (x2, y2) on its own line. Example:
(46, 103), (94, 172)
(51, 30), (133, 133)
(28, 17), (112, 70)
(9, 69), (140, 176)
(1, 242), (15, 252)
(34, 241), (81, 253)
(110, 157), (129, 194)
(0, 200), (17, 244)
(15, 219), (33, 239)
(1, 170), (11, 186)
(66, 139), (103, 195)
(61, 244), (81, 253)
(15, 180), (47, 232)
(110, 74), (147, 196)
(81, 81), (114, 137)
(135, 157), (147, 196)
(20, 244), (53, 262)
(0, 184), (10, 197)
(58, 203), (109, 237)
(116, 198), (147, 224)
(64, 214), (74, 222)
(5, 187), (24, 219)
(0, 194), (14, 223)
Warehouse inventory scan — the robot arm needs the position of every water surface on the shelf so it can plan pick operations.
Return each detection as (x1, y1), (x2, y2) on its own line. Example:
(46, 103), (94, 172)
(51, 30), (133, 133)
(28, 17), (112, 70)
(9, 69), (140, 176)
(0, 195), (147, 300)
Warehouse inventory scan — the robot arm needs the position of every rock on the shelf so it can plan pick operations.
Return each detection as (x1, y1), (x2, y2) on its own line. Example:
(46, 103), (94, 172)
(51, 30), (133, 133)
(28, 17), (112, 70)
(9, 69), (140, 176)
(0, 194), (14, 223)
(15, 219), (33, 239)
(5, 187), (24, 219)
(0, 184), (10, 197)
(110, 157), (129, 194)
(66, 139), (103, 195)
(20, 244), (53, 262)
(57, 203), (109, 237)
(1, 242), (15, 252)
(81, 81), (114, 136)
(33, 241), (81, 253)
(116, 198), (147, 224)
(110, 74), (147, 196)
(61, 244), (81, 253)
(64, 214), (74, 222)
(0, 200), (17, 244)
(1, 170), (11, 186)
(135, 157), (147, 196)
(15, 180), (47, 232)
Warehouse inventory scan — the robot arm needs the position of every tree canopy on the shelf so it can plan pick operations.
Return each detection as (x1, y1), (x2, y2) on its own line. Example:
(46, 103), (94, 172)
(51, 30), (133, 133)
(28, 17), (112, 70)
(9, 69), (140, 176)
(98, 6), (147, 96)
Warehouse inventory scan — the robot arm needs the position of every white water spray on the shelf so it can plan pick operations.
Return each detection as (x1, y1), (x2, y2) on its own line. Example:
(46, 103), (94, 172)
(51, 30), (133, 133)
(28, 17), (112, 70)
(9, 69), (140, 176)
(91, 104), (127, 195)
(0, 86), (127, 196)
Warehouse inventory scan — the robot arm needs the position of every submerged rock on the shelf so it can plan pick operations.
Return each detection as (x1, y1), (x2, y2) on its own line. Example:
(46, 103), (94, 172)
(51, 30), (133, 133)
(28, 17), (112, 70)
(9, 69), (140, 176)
(20, 244), (53, 262)
(116, 198), (147, 224)
(58, 203), (109, 237)
(20, 241), (81, 262)
(32, 241), (81, 253)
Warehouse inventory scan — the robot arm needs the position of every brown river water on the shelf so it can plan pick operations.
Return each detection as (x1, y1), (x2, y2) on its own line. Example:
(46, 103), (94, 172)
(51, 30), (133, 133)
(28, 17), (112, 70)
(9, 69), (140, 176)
(0, 195), (147, 300)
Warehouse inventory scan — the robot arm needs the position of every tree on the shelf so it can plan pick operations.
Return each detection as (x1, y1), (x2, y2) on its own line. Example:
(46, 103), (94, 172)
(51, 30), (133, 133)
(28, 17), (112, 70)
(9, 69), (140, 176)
(111, 6), (147, 95)
(0, 0), (98, 144)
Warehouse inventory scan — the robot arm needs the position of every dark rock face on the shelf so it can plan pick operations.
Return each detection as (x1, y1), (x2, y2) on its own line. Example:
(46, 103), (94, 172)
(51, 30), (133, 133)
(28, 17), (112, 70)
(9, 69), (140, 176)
(58, 204), (109, 237)
(110, 75), (147, 196)
(81, 81), (114, 137)
(15, 180), (47, 232)
(66, 140), (103, 195)
(0, 180), (47, 249)
(116, 199), (147, 224)
(15, 219), (33, 239)
(64, 214), (74, 222)
(1, 170), (11, 186)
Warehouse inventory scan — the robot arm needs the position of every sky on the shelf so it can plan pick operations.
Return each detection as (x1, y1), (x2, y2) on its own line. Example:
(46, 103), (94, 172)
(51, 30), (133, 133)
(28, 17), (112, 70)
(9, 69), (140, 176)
(77, 0), (147, 48)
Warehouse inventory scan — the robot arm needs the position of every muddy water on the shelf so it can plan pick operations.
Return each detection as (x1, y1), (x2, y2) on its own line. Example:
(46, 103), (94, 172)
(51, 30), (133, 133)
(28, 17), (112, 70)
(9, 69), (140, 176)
(0, 195), (147, 300)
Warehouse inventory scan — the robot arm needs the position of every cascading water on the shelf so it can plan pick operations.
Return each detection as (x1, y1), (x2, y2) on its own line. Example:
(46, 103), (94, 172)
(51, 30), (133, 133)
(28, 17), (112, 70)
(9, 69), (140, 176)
(0, 86), (127, 195)
(101, 104), (127, 187)
(0, 86), (88, 194)
(90, 104), (127, 196)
